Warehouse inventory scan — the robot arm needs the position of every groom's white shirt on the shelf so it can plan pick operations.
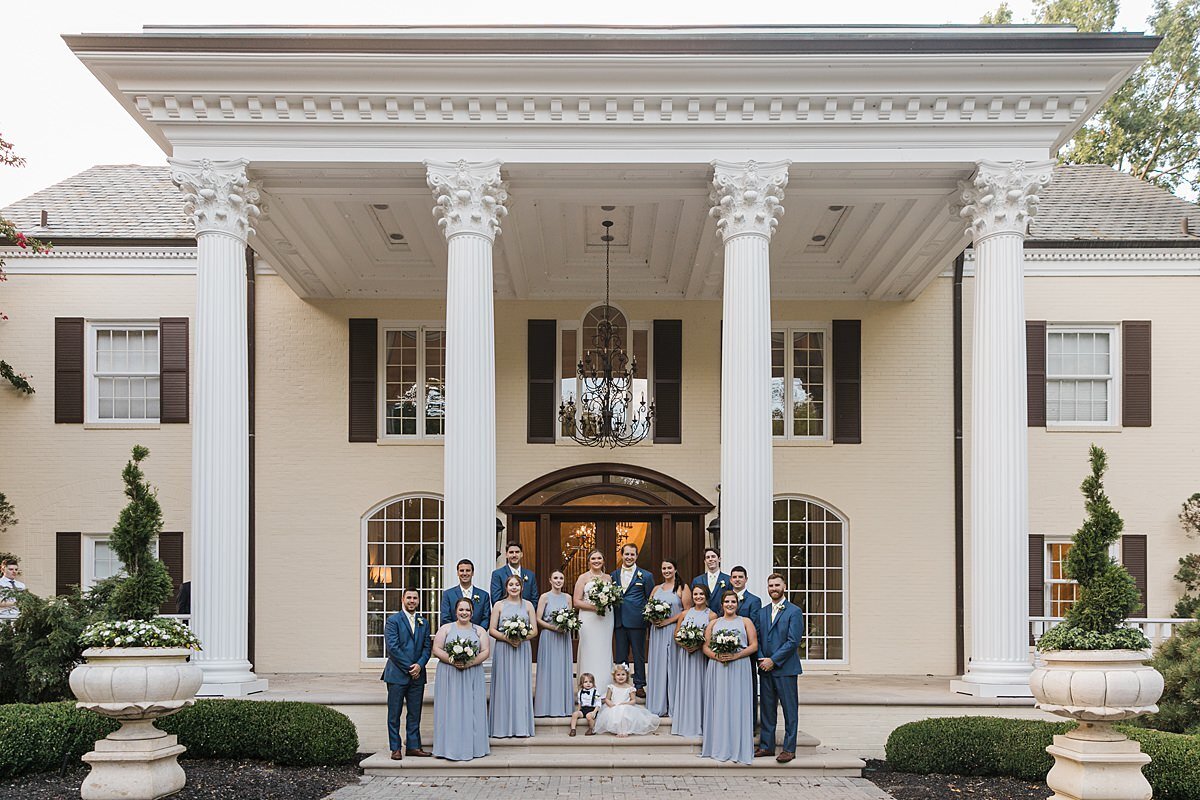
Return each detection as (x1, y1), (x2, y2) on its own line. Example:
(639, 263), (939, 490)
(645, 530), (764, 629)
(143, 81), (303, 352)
(620, 566), (636, 588)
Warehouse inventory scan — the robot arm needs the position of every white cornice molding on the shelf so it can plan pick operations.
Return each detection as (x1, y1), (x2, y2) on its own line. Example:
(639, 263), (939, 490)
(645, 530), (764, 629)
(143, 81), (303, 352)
(947, 248), (1200, 277)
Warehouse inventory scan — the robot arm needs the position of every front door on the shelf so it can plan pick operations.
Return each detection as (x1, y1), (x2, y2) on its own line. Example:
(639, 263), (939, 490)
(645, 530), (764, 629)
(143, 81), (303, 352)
(550, 516), (661, 590)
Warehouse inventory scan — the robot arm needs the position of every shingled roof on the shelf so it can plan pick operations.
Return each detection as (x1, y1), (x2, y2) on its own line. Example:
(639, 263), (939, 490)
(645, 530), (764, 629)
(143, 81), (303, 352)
(2, 162), (1197, 244)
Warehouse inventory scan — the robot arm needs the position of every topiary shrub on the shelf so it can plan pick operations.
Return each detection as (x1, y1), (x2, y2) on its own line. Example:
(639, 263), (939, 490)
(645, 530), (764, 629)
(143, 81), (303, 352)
(1142, 619), (1200, 733)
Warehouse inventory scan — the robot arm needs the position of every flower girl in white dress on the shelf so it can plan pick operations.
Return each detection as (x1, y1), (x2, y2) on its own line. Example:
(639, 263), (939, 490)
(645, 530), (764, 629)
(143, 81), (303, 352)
(593, 664), (662, 737)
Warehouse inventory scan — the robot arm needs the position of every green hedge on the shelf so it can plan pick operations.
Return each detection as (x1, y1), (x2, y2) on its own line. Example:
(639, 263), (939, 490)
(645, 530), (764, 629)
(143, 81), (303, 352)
(885, 716), (1200, 800)
(0, 699), (358, 779)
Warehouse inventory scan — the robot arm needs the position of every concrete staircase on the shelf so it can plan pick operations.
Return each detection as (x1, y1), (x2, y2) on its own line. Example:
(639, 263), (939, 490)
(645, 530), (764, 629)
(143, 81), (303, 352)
(360, 717), (864, 777)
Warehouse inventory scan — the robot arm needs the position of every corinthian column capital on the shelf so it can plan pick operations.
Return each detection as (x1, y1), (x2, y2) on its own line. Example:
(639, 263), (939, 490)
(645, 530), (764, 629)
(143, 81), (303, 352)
(426, 159), (508, 242)
(168, 158), (260, 241)
(709, 159), (790, 242)
(955, 159), (1055, 241)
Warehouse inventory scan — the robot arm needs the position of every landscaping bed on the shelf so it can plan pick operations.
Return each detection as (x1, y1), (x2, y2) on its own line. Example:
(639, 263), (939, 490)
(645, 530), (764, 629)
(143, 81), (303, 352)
(864, 759), (1048, 800)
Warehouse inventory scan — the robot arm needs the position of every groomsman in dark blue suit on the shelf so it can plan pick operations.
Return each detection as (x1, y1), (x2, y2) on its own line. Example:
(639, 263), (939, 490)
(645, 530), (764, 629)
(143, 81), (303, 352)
(729, 566), (762, 717)
(611, 543), (655, 696)
(755, 573), (805, 764)
(691, 547), (732, 604)
(441, 559), (491, 626)
(382, 588), (433, 760)
(490, 543), (540, 605)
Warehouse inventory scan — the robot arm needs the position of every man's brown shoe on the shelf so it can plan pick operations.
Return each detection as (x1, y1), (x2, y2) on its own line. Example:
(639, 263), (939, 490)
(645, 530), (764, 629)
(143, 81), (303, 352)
(754, 748), (774, 758)
(776, 751), (795, 764)
(406, 748), (432, 757)
(390, 750), (403, 761)
(635, 687), (646, 699)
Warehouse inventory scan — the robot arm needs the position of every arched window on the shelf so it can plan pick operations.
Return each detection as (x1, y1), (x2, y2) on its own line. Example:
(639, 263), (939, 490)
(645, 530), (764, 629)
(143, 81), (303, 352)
(363, 495), (444, 659)
(772, 496), (847, 662)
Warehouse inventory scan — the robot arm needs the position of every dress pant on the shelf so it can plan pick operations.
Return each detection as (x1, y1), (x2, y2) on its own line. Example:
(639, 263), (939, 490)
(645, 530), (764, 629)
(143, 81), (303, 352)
(613, 625), (648, 688)
(758, 672), (799, 753)
(387, 680), (425, 751)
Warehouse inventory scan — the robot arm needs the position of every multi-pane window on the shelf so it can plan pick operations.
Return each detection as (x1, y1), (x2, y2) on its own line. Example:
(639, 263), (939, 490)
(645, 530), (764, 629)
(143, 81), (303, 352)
(83, 535), (157, 588)
(1045, 541), (1079, 617)
(772, 497), (846, 661)
(90, 325), (160, 422)
(558, 307), (651, 440)
(771, 328), (828, 439)
(382, 327), (446, 438)
(365, 496), (444, 659)
(1047, 328), (1117, 425)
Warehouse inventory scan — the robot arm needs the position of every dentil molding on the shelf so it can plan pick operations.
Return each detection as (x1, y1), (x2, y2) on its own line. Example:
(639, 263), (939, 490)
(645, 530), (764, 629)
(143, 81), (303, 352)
(709, 159), (790, 241)
(169, 158), (261, 241)
(426, 159), (508, 241)
(954, 159), (1055, 241)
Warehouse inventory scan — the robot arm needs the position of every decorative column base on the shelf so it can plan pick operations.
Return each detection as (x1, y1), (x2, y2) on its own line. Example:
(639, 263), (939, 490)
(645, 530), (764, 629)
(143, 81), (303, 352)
(1044, 731), (1152, 800)
(81, 732), (187, 800)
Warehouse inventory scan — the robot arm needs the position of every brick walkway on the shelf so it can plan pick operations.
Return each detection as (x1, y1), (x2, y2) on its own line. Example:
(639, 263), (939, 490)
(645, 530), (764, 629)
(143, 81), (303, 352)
(324, 775), (896, 799)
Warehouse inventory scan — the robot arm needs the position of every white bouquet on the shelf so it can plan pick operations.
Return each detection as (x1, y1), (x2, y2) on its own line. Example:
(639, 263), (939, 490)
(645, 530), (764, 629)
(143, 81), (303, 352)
(547, 606), (582, 636)
(642, 596), (673, 624)
(674, 623), (705, 650)
(499, 615), (533, 642)
(447, 636), (481, 666)
(585, 579), (623, 616)
(710, 627), (742, 656)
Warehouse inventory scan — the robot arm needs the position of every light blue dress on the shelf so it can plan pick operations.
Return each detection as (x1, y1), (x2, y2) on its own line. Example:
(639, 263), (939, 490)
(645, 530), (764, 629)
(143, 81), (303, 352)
(671, 607), (711, 737)
(534, 592), (574, 717)
(489, 600), (535, 738)
(700, 616), (754, 764)
(646, 586), (684, 717)
(433, 624), (490, 761)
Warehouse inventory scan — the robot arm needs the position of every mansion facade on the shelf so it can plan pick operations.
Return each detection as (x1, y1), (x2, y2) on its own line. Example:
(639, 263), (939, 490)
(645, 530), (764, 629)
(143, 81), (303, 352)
(0, 25), (1196, 699)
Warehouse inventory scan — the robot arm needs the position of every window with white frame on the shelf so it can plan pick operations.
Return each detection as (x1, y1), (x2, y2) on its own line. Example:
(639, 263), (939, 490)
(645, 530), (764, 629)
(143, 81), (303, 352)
(557, 306), (651, 440)
(772, 496), (846, 661)
(82, 535), (158, 588)
(1046, 326), (1119, 425)
(364, 496), (444, 659)
(771, 327), (829, 439)
(380, 326), (446, 438)
(1043, 538), (1124, 617)
(88, 324), (160, 423)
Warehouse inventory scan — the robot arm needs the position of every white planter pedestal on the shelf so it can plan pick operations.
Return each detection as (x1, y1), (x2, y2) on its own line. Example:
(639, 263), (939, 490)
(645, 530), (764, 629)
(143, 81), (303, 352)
(70, 647), (203, 800)
(1030, 649), (1163, 800)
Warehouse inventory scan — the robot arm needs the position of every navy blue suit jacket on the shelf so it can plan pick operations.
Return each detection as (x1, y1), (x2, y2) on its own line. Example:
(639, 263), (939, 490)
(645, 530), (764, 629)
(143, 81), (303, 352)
(490, 566), (539, 606)
(691, 572), (733, 604)
(440, 585), (491, 627)
(611, 566), (655, 629)
(736, 591), (762, 654)
(756, 600), (805, 676)
(381, 611), (433, 685)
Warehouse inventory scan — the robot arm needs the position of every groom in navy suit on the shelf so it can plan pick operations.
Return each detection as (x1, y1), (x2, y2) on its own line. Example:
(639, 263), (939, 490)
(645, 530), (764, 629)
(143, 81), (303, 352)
(490, 542), (539, 605)
(611, 543), (654, 696)
(756, 573), (805, 763)
(382, 588), (433, 760)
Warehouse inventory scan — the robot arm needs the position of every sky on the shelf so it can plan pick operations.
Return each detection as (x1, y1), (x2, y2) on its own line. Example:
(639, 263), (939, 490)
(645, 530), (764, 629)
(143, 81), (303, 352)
(0, 0), (1158, 208)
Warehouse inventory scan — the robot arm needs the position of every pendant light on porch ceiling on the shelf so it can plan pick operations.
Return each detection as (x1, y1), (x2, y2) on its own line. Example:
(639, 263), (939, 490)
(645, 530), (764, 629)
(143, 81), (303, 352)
(557, 219), (655, 448)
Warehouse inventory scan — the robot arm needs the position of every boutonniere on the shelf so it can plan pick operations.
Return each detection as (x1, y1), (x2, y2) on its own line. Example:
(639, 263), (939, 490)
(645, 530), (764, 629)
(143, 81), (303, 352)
(473, 594), (480, 602)
(416, 618), (424, 626)
(522, 575), (528, 582)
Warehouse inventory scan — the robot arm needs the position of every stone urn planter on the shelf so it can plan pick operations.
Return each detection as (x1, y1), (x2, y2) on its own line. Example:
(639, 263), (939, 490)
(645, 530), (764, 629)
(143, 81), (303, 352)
(70, 647), (204, 800)
(1029, 649), (1164, 800)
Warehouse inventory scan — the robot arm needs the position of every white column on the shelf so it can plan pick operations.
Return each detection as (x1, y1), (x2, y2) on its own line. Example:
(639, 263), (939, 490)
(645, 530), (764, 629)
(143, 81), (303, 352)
(710, 159), (789, 598)
(427, 160), (508, 587)
(952, 159), (1054, 698)
(169, 158), (266, 696)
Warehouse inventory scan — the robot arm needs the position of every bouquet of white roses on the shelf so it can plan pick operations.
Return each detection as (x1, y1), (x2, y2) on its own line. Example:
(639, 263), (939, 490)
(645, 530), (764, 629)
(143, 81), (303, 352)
(710, 627), (742, 656)
(585, 579), (623, 616)
(642, 596), (673, 624)
(547, 606), (582, 636)
(674, 623), (705, 650)
(446, 636), (481, 666)
(499, 615), (533, 642)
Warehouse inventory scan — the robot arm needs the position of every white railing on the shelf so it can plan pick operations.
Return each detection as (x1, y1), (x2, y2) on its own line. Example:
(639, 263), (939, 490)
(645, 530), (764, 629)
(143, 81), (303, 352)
(1030, 616), (1191, 653)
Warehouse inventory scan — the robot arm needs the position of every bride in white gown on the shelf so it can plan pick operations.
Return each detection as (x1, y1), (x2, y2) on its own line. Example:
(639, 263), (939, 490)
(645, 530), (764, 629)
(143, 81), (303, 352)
(572, 549), (614, 685)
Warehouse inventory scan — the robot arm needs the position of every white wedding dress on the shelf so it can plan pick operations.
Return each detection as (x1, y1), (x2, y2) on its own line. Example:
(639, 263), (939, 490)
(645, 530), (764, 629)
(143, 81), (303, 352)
(576, 575), (614, 685)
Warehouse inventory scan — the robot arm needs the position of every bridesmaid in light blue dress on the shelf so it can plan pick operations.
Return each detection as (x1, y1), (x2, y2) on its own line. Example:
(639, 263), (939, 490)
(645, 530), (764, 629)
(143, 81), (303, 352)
(700, 590), (759, 764)
(488, 575), (538, 738)
(646, 559), (688, 717)
(432, 597), (491, 761)
(671, 584), (716, 737)
(534, 570), (575, 717)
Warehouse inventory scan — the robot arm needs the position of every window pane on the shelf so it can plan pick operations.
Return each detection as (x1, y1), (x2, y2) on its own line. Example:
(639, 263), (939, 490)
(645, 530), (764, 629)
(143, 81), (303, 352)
(772, 497), (846, 661)
(792, 331), (825, 437)
(425, 330), (445, 436)
(771, 331), (786, 437)
(365, 496), (444, 642)
(561, 329), (577, 436)
(385, 329), (419, 436)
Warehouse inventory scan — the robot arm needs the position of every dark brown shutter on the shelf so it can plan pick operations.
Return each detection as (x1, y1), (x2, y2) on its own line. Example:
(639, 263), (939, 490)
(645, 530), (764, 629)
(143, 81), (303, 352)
(653, 319), (682, 444)
(1028, 534), (1045, 619)
(158, 532), (184, 614)
(1122, 321), (1151, 428)
(1122, 534), (1148, 616)
(1026, 321), (1047, 427)
(348, 319), (378, 442)
(832, 320), (862, 444)
(55, 532), (82, 596)
(527, 320), (556, 443)
(54, 318), (85, 423)
(159, 318), (189, 423)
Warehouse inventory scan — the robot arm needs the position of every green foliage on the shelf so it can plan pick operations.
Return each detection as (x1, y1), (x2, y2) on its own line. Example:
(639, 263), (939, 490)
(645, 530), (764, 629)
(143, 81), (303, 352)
(102, 446), (173, 622)
(1033, 0), (1118, 30)
(79, 618), (201, 650)
(1144, 619), (1200, 732)
(1174, 554), (1200, 618)
(886, 716), (1200, 800)
(0, 587), (107, 704)
(980, 2), (1015, 23)
(1038, 445), (1148, 650)
(0, 491), (17, 532)
(0, 700), (358, 778)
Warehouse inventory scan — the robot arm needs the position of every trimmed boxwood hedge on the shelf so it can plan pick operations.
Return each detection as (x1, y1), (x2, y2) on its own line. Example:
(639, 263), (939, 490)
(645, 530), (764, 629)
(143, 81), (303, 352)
(0, 699), (358, 779)
(885, 716), (1200, 800)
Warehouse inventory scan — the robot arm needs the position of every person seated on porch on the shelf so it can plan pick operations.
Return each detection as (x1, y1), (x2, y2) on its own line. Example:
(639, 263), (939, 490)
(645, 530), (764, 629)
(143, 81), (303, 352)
(490, 542), (539, 605)
(592, 664), (661, 737)
(441, 559), (491, 626)
(691, 547), (731, 605)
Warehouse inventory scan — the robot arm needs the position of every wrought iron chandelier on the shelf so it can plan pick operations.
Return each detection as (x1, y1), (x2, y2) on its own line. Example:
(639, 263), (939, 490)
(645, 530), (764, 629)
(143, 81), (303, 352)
(557, 219), (654, 448)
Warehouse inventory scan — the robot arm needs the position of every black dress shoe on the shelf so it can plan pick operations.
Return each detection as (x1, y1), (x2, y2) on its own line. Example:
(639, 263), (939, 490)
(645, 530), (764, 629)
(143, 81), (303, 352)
(390, 750), (403, 761)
